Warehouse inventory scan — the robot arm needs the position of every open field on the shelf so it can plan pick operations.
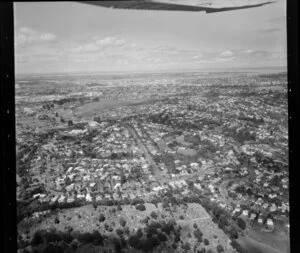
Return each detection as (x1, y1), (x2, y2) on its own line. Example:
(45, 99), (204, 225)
(74, 99), (158, 120)
(244, 229), (289, 253)
(238, 234), (289, 253)
(18, 203), (235, 253)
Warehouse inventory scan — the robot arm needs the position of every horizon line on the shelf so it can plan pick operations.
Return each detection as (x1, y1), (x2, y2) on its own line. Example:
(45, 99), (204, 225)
(15, 65), (287, 78)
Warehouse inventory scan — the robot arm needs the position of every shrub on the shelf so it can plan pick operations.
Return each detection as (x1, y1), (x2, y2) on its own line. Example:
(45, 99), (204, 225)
(136, 204), (146, 211)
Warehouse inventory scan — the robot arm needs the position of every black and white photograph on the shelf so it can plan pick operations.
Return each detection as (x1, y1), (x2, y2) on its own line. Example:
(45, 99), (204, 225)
(14, 1), (289, 253)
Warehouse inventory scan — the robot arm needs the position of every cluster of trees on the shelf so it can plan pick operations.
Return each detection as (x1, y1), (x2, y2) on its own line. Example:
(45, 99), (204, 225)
(53, 97), (89, 106)
(111, 152), (130, 160)
(236, 128), (256, 144)
(128, 218), (179, 252)
(198, 139), (217, 158)
(197, 197), (240, 240)
(230, 239), (244, 253)
(42, 103), (54, 110)
(20, 229), (105, 252)
(184, 134), (201, 146)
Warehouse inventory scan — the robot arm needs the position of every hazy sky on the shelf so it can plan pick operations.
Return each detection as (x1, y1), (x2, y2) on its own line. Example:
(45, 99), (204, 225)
(14, 0), (287, 75)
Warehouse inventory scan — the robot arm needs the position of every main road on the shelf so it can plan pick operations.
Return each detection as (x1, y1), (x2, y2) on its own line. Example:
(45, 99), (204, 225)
(125, 124), (169, 184)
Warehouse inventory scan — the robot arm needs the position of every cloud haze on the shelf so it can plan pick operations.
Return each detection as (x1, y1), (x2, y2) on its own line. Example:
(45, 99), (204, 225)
(14, 1), (287, 74)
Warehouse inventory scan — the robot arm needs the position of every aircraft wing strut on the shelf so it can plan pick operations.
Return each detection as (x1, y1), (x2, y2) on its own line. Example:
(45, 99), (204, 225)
(79, 0), (276, 13)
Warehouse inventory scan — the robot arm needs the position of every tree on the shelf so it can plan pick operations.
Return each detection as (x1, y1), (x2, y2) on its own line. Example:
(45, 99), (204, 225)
(157, 233), (168, 242)
(227, 225), (238, 239)
(237, 218), (246, 230)
(120, 174), (127, 184)
(92, 202), (97, 210)
(150, 211), (158, 219)
(193, 229), (203, 242)
(43, 243), (57, 253)
(91, 230), (103, 246)
(162, 199), (169, 209)
(119, 217), (126, 227)
(44, 229), (61, 243)
(203, 238), (209, 245)
(70, 240), (78, 251)
(61, 232), (73, 244)
(117, 204), (122, 211)
(181, 242), (191, 251)
(116, 228), (124, 236)
(136, 228), (144, 239)
(231, 239), (244, 253)
(31, 231), (43, 245)
(78, 232), (94, 244)
(217, 244), (225, 253)
(128, 235), (141, 249)
(54, 217), (60, 224)
(99, 213), (106, 222)
(136, 204), (146, 211)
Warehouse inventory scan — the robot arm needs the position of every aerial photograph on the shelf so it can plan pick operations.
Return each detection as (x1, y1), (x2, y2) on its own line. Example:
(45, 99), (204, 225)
(15, 1), (289, 253)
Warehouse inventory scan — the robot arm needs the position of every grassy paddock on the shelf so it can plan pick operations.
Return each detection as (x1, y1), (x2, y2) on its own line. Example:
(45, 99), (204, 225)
(237, 233), (289, 253)
(75, 99), (157, 120)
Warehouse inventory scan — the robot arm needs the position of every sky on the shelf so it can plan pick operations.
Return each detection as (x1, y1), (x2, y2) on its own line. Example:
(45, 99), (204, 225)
(14, 0), (287, 75)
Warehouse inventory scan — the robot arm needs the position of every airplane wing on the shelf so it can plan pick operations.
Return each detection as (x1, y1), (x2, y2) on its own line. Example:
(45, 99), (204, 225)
(79, 0), (276, 13)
